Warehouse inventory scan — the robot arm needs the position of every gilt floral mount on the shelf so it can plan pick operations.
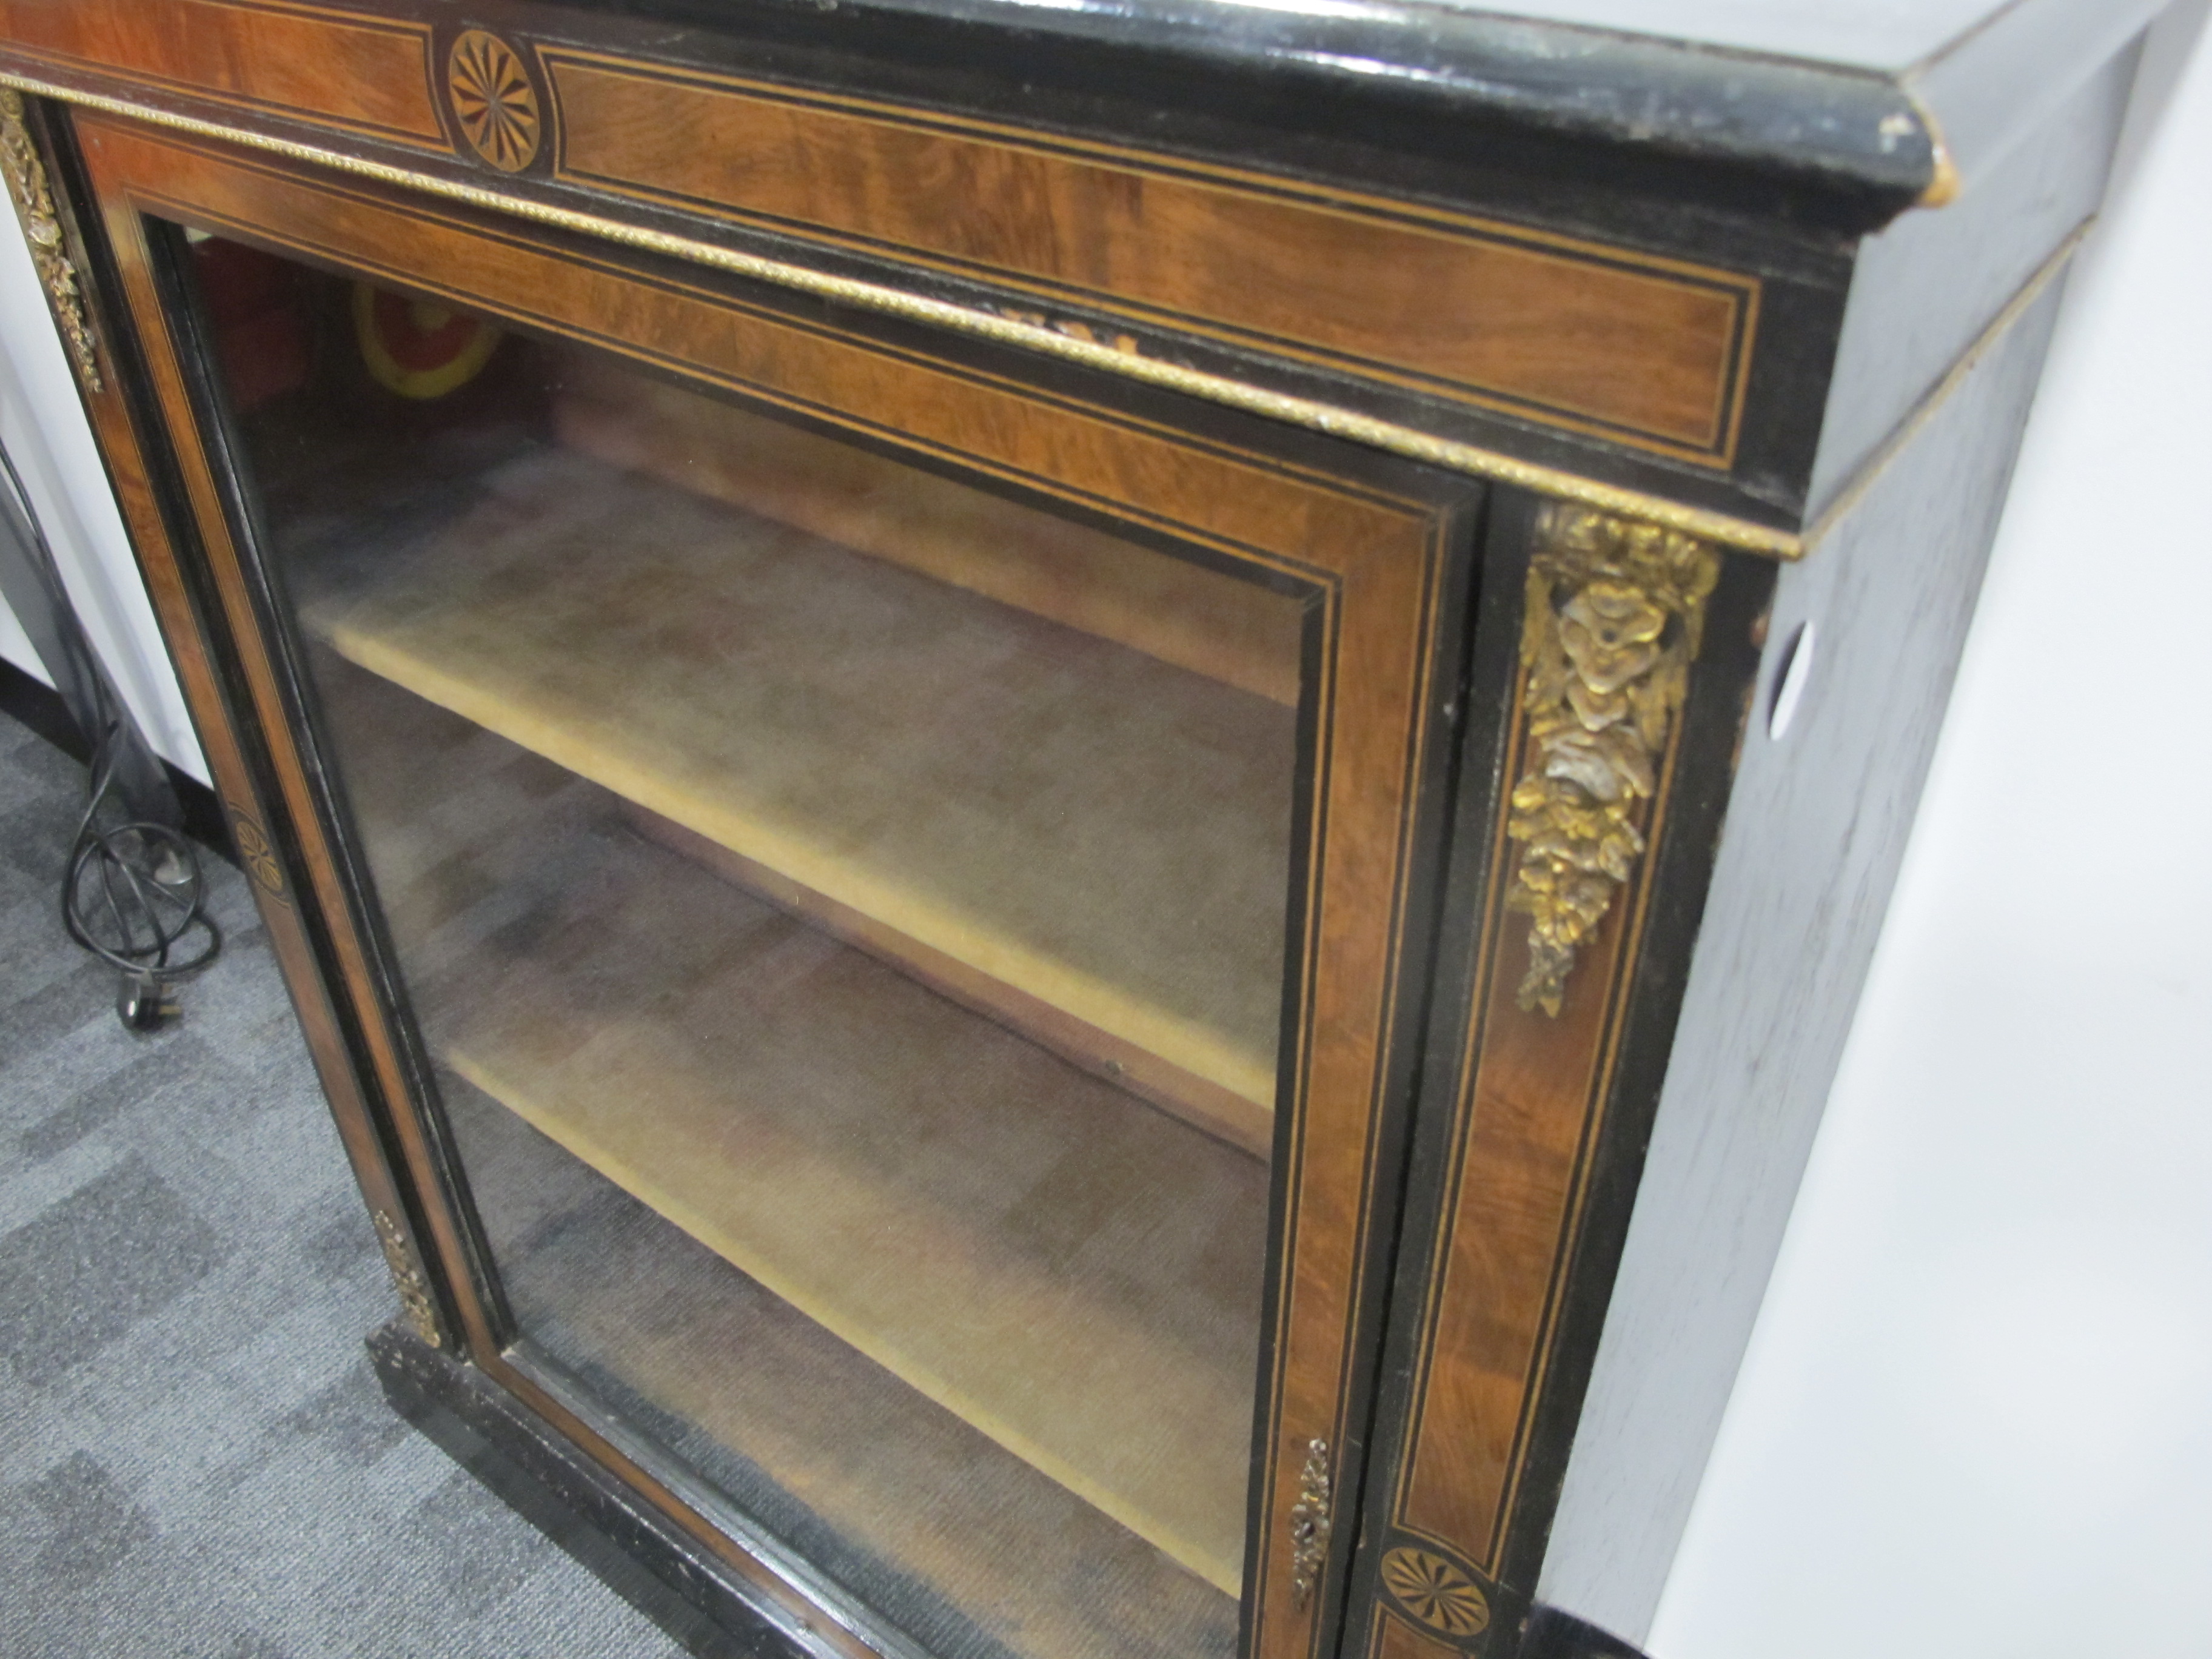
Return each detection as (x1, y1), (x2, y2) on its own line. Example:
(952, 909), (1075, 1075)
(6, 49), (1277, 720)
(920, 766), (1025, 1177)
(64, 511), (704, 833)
(1506, 504), (1720, 1016)
(0, 87), (101, 390)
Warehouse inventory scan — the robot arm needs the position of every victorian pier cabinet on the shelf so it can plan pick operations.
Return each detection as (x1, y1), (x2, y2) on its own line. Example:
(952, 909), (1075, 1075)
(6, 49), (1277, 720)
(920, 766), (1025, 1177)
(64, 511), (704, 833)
(0, 3), (2156, 1656)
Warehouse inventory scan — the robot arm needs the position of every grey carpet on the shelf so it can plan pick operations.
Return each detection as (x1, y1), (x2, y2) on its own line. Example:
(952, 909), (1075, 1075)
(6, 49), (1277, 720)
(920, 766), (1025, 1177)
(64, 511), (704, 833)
(0, 707), (683, 1658)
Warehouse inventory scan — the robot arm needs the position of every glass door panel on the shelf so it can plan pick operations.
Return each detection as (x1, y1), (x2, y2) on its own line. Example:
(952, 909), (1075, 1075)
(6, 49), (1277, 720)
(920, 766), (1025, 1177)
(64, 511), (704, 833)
(181, 233), (1309, 1659)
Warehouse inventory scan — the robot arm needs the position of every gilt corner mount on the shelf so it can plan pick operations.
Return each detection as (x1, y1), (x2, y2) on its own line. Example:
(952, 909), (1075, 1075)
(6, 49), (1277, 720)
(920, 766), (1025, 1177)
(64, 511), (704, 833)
(1506, 504), (1720, 1016)
(0, 87), (102, 391)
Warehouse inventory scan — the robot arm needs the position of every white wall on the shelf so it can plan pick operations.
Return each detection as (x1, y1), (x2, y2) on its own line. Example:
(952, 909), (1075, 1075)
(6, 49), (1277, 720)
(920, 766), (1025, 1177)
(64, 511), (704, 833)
(0, 582), (41, 681)
(0, 195), (206, 780)
(1646, 8), (2212, 1657)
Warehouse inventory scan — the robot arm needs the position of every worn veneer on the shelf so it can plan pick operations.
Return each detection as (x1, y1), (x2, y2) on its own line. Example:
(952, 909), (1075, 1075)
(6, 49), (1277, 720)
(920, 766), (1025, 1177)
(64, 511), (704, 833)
(540, 49), (1759, 465)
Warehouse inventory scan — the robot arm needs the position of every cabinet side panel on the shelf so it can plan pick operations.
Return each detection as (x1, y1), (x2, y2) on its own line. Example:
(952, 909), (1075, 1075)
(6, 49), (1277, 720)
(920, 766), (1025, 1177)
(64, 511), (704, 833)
(1533, 275), (2072, 1646)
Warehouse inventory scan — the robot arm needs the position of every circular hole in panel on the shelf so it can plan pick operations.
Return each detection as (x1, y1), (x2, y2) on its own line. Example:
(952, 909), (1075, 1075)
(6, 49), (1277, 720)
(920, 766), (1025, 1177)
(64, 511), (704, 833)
(1769, 620), (1815, 740)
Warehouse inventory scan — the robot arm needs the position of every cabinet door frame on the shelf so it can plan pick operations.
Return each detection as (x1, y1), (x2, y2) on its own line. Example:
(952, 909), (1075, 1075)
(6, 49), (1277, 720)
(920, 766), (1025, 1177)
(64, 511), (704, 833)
(1338, 500), (1773, 1659)
(61, 102), (1487, 1659)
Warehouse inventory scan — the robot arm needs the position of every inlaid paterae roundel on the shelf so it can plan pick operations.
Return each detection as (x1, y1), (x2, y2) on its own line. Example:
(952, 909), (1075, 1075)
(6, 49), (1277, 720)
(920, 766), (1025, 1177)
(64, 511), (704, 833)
(1380, 1546), (1492, 1639)
(447, 30), (540, 172)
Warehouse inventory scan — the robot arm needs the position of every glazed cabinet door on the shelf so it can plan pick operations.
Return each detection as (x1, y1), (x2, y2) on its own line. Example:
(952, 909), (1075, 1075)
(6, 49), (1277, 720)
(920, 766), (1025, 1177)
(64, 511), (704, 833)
(62, 107), (1480, 1659)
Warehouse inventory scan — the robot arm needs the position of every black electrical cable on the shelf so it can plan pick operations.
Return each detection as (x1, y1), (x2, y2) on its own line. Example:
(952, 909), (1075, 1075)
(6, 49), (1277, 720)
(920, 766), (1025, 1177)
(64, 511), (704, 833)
(0, 444), (221, 1029)
(63, 716), (222, 1028)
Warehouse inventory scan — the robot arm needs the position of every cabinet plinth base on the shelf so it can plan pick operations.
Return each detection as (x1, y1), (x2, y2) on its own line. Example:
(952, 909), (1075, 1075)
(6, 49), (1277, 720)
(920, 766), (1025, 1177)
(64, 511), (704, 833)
(366, 1322), (794, 1659)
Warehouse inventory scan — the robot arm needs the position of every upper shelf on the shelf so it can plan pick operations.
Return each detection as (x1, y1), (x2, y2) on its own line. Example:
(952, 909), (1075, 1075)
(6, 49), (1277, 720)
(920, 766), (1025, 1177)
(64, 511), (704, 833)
(294, 420), (1297, 1156)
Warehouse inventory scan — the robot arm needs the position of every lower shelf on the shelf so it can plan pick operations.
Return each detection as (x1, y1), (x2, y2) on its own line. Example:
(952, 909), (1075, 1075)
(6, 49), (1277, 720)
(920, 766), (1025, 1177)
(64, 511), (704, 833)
(443, 1084), (1243, 1659)
(323, 657), (1267, 1597)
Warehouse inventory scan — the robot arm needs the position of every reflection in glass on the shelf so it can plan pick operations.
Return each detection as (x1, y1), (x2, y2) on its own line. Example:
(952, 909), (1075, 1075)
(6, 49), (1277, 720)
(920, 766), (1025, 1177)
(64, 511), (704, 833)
(186, 230), (1308, 1659)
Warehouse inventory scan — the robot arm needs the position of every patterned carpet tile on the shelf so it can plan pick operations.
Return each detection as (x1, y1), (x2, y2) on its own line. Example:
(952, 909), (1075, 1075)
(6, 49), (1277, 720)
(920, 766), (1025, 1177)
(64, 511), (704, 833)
(0, 709), (681, 1658)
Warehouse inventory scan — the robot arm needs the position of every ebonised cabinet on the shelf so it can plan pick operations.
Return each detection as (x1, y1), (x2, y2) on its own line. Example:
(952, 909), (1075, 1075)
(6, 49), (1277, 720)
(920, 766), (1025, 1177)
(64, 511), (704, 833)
(0, 4), (2156, 1655)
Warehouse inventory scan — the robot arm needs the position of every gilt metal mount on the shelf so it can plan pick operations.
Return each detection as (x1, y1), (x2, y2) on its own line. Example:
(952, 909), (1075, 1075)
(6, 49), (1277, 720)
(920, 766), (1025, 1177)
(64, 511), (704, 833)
(372, 1208), (443, 1349)
(1505, 503), (1720, 1016)
(1289, 1437), (1333, 1609)
(1, 88), (102, 392)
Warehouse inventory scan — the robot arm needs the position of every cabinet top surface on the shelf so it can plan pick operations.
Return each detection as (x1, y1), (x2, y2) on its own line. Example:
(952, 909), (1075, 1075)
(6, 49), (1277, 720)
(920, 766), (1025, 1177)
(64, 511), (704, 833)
(646, 0), (2153, 209)
(1, 0), (2155, 216)
(991, 0), (2016, 72)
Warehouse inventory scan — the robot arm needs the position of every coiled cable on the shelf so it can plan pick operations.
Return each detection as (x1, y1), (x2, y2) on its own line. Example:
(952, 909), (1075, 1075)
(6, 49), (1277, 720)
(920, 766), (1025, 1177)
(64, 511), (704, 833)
(64, 716), (222, 1028)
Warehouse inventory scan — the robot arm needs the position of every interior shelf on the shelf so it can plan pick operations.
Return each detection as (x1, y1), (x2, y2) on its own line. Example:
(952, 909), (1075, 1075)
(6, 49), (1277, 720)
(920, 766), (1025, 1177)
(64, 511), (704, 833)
(318, 657), (1267, 1594)
(295, 440), (1295, 1155)
(449, 1069), (1242, 1659)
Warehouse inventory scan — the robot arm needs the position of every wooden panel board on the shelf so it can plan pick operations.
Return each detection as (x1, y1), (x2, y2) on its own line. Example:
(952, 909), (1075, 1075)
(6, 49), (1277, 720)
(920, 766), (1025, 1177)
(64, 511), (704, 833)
(0, 0), (443, 147)
(544, 49), (1760, 463)
(1342, 502), (1771, 1658)
(1393, 898), (1638, 1565)
(1353, 632), (1672, 1627)
(323, 659), (1268, 1595)
(294, 443), (1295, 1144)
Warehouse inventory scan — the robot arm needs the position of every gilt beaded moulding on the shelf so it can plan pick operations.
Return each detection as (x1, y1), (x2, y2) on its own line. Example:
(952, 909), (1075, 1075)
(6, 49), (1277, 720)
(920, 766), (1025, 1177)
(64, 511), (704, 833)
(1505, 503), (1720, 1016)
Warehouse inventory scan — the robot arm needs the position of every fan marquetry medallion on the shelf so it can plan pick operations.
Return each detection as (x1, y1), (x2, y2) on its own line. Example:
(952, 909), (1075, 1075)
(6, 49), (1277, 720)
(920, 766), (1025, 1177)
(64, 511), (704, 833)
(448, 31), (540, 172)
(1380, 1546), (1493, 1640)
